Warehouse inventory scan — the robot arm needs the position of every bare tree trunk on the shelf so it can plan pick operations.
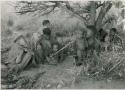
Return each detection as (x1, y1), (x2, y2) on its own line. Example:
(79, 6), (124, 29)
(95, 2), (112, 31)
(89, 1), (96, 25)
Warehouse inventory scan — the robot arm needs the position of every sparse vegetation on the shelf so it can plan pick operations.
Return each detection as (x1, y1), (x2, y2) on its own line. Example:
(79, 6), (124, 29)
(1, 0), (125, 89)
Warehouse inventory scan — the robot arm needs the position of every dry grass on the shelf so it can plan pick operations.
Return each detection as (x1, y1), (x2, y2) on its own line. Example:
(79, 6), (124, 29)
(1, 2), (125, 89)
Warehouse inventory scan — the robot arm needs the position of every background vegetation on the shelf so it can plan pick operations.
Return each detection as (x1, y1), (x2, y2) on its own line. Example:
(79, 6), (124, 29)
(1, 1), (125, 89)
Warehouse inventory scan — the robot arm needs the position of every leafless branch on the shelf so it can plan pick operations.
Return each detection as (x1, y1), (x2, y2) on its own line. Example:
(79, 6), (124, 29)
(15, 1), (58, 15)
(95, 1), (112, 31)
(63, 1), (86, 21)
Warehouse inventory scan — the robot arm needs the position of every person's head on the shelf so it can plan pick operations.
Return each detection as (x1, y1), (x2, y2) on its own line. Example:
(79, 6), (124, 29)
(99, 28), (103, 34)
(98, 28), (108, 42)
(43, 28), (51, 36)
(53, 44), (58, 52)
(52, 42), (59, 52)
(99, 28), (108, 36)
(42, 20), (50, 28)
(110, 28), (117, 35)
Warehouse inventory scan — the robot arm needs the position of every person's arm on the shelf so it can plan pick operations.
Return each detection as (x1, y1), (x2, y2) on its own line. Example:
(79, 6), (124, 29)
(13, 35), (29, 50)
(14, 35), (27, 43)
(35, 39), (39, 49)
(35, 36), (42, 49)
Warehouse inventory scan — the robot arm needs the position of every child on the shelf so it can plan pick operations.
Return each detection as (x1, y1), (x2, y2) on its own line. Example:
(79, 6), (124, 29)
(48, 43), (59, 65)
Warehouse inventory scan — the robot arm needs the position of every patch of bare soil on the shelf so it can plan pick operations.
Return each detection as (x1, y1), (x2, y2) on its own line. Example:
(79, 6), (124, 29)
(10, 56), (75, 89)
(32, 55), (125, 89)
(1, 54), (125, 89)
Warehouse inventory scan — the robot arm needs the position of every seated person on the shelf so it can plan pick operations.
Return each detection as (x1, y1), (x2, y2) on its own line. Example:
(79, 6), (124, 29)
(48, 42), (59, 64)
(8, 33), (37, 73)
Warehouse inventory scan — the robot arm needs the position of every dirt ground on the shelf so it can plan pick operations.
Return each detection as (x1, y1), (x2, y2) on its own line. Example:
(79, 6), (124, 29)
(1, 1), (125, 89)
(1, 54), (125, 89)
(1, 35), (125, 89)
(32, 56), (125, 89)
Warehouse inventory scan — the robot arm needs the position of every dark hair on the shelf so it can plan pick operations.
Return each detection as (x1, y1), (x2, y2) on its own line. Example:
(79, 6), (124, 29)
(99, 28), (107, 35)
(99, 28), (103, 33)
(43, 28), (51, 36)
(110, 28), (117, 33)
(42, 20), (50, 26)
(98, 28), (108, 42)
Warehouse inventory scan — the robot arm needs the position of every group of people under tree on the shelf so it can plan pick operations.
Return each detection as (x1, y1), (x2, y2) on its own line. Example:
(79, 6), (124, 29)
(8, 20), (57, 73)
(73, 26), (124, 66)
(8, 19), (124, 74)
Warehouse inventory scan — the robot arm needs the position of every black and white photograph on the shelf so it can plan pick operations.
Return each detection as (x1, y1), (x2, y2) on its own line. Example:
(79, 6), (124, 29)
(1, 0), (125, 89)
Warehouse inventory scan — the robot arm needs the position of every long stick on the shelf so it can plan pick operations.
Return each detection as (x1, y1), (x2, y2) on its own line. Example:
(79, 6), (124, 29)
(50, 40), (75, 57)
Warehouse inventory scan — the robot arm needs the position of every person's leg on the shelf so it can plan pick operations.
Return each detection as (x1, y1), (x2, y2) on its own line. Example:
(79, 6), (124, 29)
(17, 52), (32, 71)
(9, 52), (32, 73)
(36, 45), (44, 64)
(58, 52), (65, 63)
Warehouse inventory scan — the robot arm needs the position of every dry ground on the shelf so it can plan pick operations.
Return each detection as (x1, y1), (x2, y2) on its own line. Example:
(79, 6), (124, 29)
(1, 51), (125, 89)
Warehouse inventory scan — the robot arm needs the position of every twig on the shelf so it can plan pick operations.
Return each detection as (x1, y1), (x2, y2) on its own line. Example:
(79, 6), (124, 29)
(50, 40), (75, 57)
(108, 58), (125, 73)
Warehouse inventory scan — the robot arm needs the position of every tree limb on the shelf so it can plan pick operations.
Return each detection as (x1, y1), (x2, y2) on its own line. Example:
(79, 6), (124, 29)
(89, 1), (96, 25)
(95, 1), (112, 31)
(95, 1), (104, 9)
(63, 1), (86, 24)
(15, 1), (57, 15)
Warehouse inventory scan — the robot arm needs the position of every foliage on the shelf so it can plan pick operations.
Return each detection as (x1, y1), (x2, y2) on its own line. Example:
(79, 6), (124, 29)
(14, 1), (124, 32)
(1, 1), (125, 89)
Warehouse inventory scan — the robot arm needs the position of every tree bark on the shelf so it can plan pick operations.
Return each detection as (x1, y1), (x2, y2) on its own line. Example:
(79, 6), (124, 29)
(89, 1), (96, 25)
(95, 2), (112, 31)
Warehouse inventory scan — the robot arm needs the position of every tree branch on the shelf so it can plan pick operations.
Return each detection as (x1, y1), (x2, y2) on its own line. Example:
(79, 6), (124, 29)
(95, 1), (104, 9)
(89, 1), (96, 25)
(95, 1), (112, 31)
(63, 1), (86, 22)
(15, 1), (57, 15)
